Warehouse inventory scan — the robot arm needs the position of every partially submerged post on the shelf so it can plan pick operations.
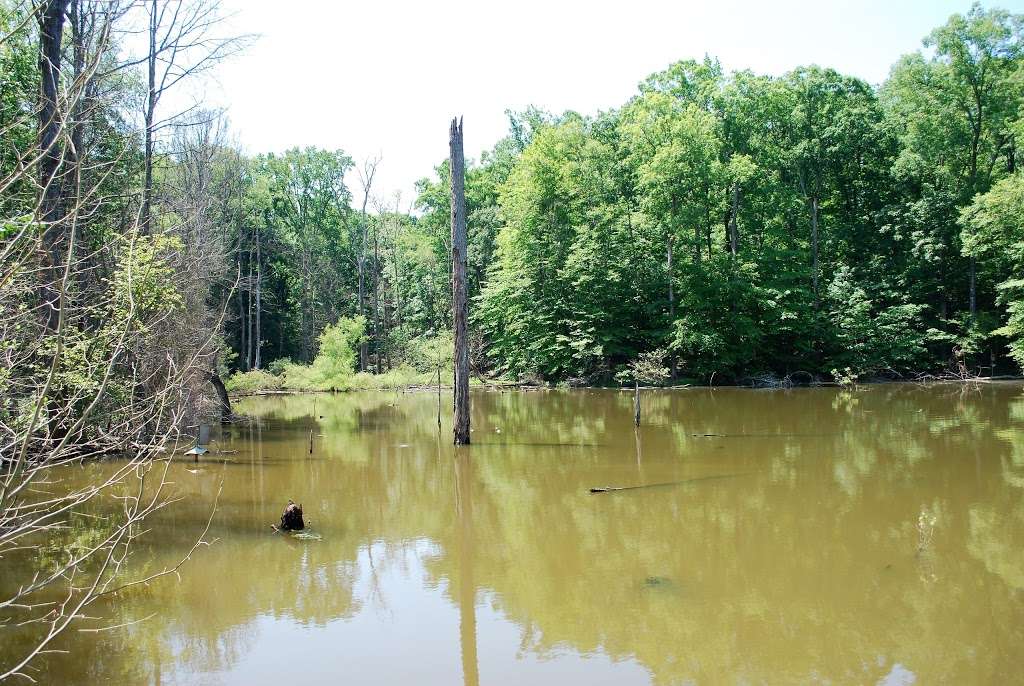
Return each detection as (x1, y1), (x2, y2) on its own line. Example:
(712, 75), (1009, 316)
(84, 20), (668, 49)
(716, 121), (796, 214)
(184, 424), (211, 460)
(450, 117), (470, 445)
(634, 382), (641, 427)
(280, 500), (304, 530)
(617, 349), (669, 427)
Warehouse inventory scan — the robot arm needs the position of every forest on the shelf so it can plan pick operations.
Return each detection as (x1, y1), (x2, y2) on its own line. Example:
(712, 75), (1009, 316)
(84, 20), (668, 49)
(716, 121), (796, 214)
(154, 3), (1024, 388)
(4, 2), (1021, 399)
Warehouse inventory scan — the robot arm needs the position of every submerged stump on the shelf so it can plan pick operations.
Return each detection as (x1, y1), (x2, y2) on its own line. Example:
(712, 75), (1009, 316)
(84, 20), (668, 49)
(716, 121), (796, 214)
(280, 500), (304, 531)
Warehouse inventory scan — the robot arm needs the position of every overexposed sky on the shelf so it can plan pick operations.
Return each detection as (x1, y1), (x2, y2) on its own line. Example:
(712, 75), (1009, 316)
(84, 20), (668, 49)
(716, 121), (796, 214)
(195, 0), (1020, 204)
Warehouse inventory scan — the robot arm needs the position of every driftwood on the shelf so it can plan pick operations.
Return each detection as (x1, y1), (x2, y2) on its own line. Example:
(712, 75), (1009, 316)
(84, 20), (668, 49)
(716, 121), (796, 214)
(589, 473), (747, 494)
(279, 500), (304, 530)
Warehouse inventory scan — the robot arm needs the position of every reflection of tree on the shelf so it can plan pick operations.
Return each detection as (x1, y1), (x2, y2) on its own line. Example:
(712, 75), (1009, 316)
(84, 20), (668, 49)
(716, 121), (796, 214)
(455, 452), (479, 686)
(967, 387), (1024, 592)
(427, 384), (1024, 684)
(9, 384), (1024, 683)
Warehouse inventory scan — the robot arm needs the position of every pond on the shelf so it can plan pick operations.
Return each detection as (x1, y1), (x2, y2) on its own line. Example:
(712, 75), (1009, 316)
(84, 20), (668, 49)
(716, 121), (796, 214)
(5, 383), (1024, 684)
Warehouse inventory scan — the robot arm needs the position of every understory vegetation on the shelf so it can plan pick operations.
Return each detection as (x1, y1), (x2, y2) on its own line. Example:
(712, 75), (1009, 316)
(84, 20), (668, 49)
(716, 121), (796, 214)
(224, 318), (455, 392)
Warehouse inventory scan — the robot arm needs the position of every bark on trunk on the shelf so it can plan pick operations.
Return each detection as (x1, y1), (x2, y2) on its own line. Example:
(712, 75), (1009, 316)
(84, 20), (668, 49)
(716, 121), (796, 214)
(729, 184), (740, 257)
(246, 244), (254, 370)
(209, 370), (232, 422)
(373, 229), (382, 370)
(810, 196), (819, 301)
(357, 253), (367, 371)
(667, 235), (676, 381)
(142, 0), (156, 234)
(38, 0), (70, 333)
(450, 117), (471, 445)
(237, 251), (246, 368)
(969, 256), (977, 317)
(68, 0), (84, 219)
(254, 228), (262, 369)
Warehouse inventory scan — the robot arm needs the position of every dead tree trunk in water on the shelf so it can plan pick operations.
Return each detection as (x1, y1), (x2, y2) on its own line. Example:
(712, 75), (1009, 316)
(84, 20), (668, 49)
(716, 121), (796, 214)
(450, 117), (470, 445)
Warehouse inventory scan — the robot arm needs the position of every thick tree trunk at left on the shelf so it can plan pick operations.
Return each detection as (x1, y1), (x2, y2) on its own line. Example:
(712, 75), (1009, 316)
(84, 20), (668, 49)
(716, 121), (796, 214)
(38, 0), (70, 333)
(450, 117), (470, 445)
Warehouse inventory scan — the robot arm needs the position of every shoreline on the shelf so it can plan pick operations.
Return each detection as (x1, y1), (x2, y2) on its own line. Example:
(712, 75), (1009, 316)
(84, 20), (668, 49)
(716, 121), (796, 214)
(229, 374), (1024, 398)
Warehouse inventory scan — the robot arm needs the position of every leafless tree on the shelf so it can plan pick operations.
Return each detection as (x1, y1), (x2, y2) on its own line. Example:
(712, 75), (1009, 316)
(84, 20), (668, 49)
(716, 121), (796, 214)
(110, 0), (253, 233)
(0, 2), (246, 679)
(354, 155), (380, 371)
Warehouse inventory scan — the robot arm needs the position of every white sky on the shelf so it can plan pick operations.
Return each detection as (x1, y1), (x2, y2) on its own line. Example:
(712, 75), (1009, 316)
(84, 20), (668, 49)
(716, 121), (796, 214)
(192, 0), (1022, 205)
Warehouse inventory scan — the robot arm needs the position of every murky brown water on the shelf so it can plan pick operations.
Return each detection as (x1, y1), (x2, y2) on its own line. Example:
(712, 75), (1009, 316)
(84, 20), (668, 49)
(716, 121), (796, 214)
(4, 383), (1024, 684)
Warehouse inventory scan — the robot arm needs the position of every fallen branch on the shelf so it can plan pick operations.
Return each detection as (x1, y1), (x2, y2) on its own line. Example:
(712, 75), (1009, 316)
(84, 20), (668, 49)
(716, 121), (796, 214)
(589, 473), (748, 494)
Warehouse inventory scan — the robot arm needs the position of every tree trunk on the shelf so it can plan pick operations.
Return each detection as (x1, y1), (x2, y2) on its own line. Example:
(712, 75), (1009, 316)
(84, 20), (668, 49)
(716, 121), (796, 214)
(810, 195), (819, 301)
(209, 370), (232, 422)
(692, 224), (701, 265)
(237, 251), (246, 368)
(666, 235), (676, 381)
(68, 0), (84, 219)
(450, 117), (470, 445)
(729, 184), (740, 257)
(246, 243), (254, 370)
(357, 253), (367, 371)
(969, 256), (977, 317)
(373, 229), (382, 370)
(38, 0), (70, 333)
(142, 0), (156, 234)
(254, 228), (262, 369)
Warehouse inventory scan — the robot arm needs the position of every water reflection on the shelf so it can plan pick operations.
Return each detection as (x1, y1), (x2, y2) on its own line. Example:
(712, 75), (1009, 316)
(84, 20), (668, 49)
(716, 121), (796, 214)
(3, 382), (1024, 684)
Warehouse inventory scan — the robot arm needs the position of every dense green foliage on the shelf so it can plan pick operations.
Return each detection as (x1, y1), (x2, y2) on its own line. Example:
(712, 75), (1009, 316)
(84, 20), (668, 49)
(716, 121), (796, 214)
(201, 4), (1024, 387)
(441, 4), (1022, 383)
(6, 1), (1020, 392)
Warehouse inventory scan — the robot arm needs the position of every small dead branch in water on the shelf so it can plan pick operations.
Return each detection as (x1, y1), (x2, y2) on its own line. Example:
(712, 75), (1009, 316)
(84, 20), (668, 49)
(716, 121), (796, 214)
(589, 473), (748, 493)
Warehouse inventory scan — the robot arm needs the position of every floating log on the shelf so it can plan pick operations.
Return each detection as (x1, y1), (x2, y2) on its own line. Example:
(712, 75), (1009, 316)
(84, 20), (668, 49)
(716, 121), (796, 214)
(589, 473), (747, 494)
